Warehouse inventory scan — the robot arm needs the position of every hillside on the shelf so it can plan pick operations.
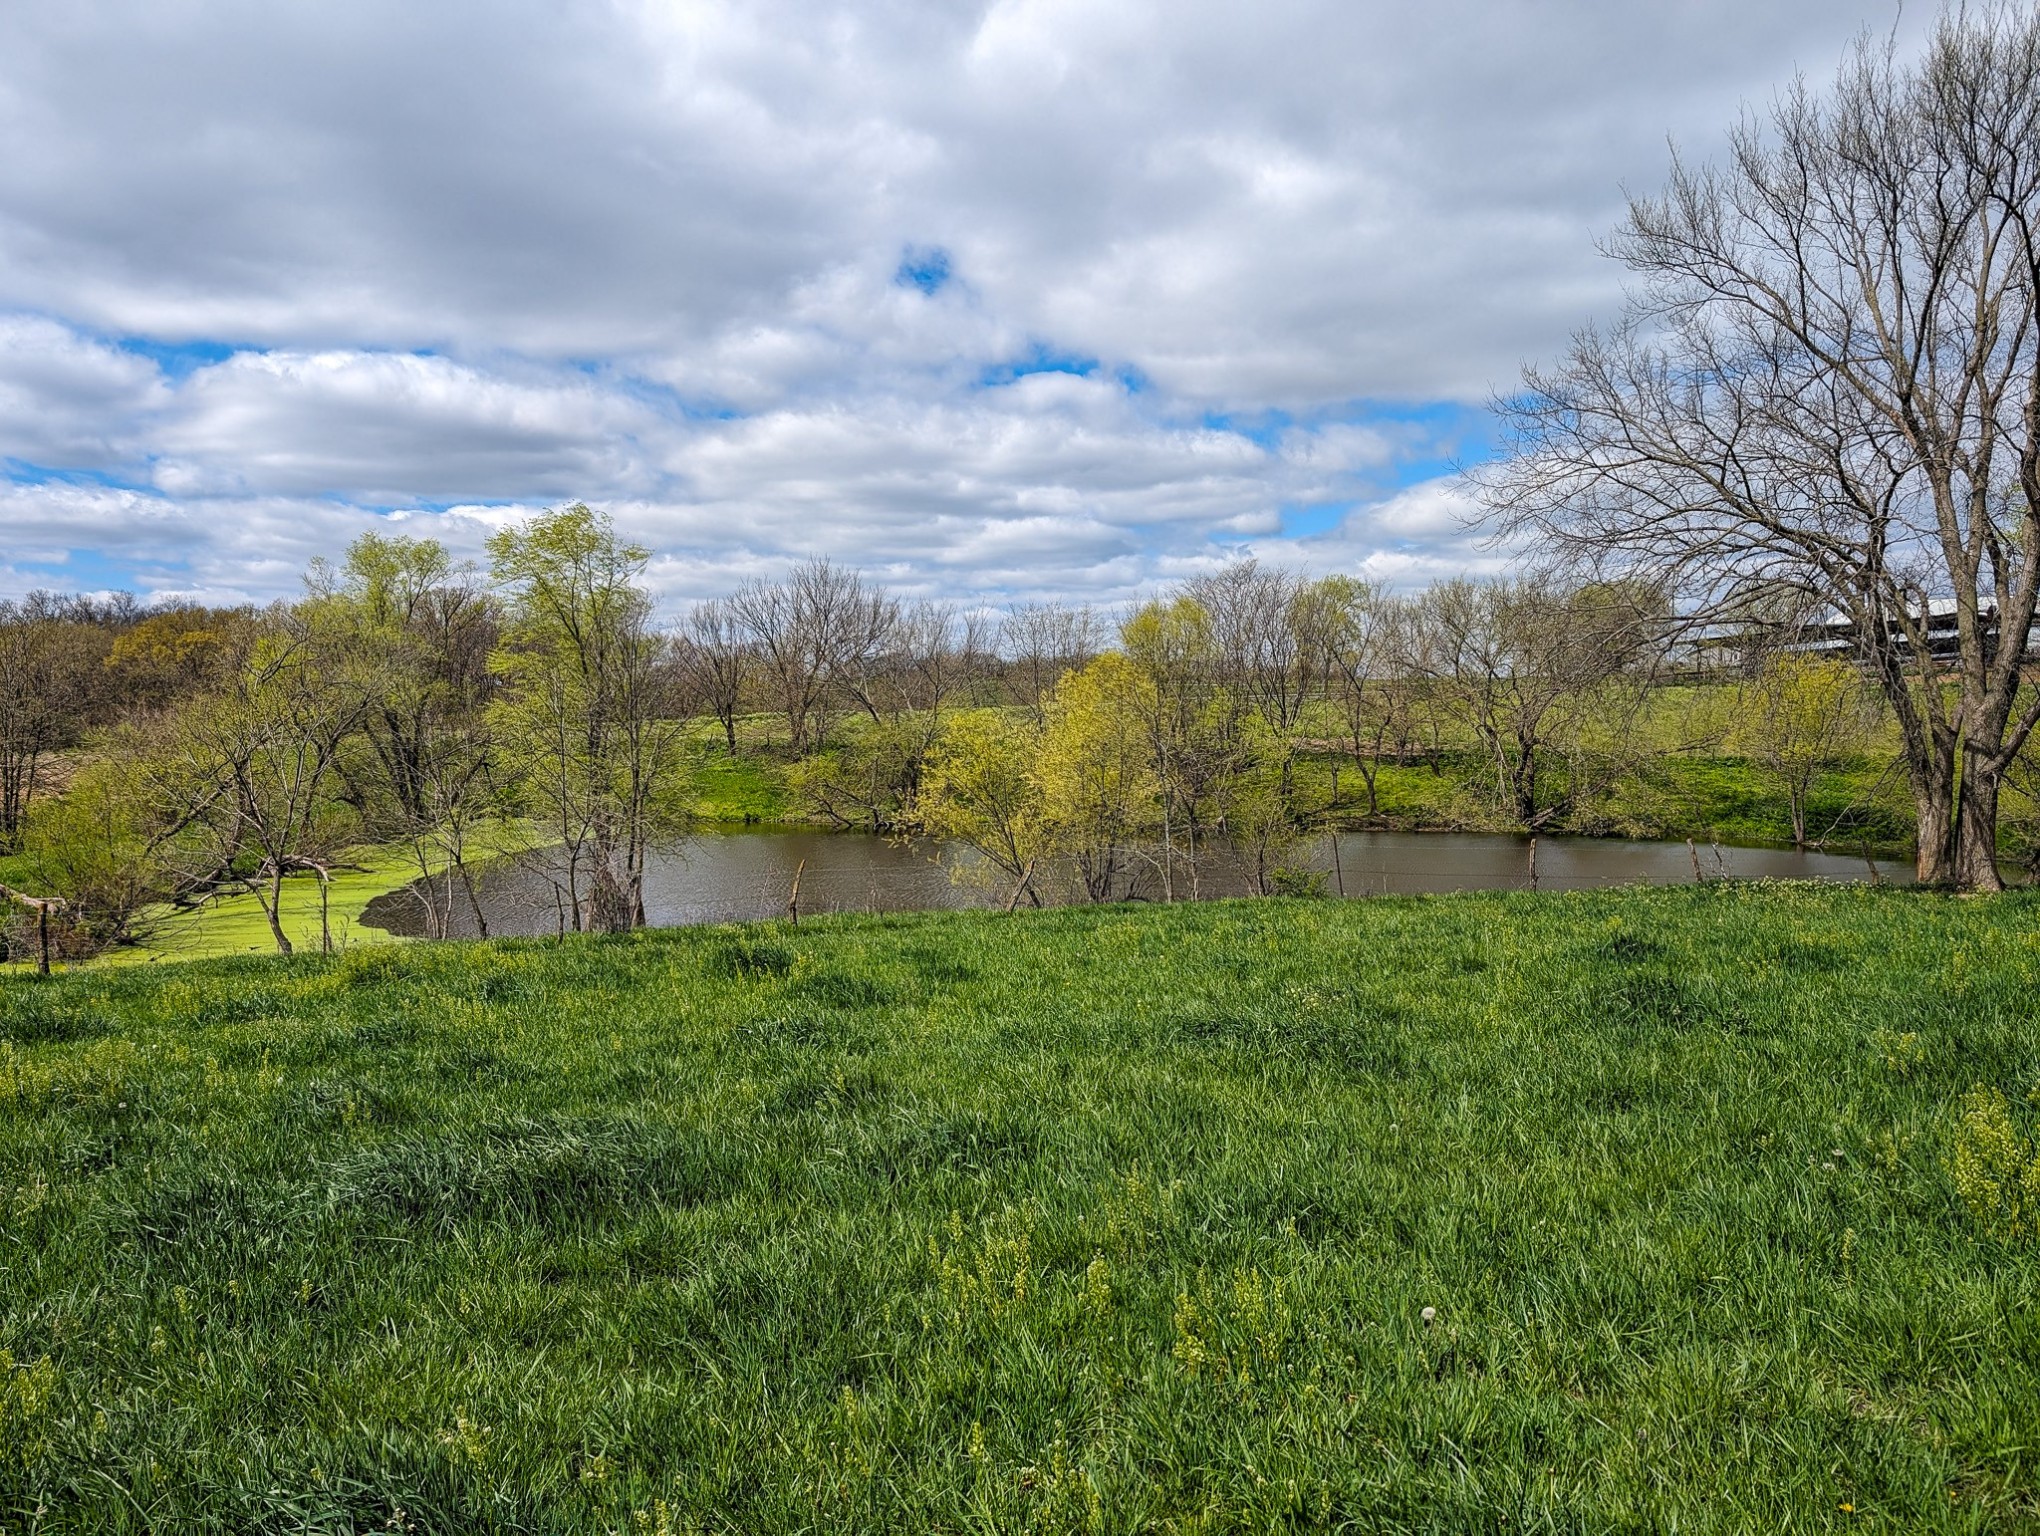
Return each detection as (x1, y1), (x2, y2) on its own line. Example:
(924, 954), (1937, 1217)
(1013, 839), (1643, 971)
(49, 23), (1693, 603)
(3, 886), (2038, 1530)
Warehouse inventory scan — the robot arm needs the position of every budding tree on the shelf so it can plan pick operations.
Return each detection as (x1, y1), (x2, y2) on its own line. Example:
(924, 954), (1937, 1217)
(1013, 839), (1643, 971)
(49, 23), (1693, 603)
(488, 505), (688, 933)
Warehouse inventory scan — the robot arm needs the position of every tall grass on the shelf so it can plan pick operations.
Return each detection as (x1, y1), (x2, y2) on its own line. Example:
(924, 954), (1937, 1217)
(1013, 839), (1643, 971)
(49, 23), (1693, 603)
(2, 885), (2038, 1530)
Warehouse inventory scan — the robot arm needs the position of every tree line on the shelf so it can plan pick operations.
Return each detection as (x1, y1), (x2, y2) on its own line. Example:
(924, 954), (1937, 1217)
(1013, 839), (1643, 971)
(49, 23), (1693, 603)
(3, 498), (1930, 962)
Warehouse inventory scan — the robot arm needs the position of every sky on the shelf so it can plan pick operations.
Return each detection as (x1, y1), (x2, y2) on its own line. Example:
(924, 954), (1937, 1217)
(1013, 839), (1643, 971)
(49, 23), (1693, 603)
(0, 0), (1921, 612)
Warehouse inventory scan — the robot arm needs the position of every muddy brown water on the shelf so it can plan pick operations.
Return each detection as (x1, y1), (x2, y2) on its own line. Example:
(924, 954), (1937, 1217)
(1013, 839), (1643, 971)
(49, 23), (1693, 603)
(358, 829), (1912, 939)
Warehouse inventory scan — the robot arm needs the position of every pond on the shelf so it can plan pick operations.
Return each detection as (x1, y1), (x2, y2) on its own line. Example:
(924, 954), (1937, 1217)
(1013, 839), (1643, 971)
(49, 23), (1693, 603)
(358, 829), (1913, 939)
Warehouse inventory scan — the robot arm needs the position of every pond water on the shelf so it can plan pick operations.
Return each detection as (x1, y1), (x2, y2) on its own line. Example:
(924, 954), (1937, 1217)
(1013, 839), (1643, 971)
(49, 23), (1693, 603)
(358, 829), (1912, 939)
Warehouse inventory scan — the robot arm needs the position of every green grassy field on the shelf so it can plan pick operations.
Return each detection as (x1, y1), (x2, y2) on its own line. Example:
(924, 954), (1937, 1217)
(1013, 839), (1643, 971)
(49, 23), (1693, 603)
(3, 885), (2039, 1531)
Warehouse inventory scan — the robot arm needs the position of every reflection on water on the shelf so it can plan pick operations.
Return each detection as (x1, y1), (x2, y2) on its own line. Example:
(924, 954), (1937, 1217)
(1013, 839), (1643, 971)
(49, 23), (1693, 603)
(358, 829), (1912, 940)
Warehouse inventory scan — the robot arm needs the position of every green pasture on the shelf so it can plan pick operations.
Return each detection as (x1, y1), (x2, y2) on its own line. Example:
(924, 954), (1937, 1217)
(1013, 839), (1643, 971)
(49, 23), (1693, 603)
(3, 885), (2038, 1530)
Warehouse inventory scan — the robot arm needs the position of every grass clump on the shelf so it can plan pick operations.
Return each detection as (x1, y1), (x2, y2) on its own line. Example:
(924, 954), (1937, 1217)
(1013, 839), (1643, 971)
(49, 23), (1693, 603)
(1, 885), (2039, 1529)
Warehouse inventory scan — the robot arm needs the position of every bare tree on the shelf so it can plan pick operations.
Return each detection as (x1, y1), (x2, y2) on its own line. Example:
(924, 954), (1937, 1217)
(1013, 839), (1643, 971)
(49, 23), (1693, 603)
(1411, 578), (1664, 831)
(1483, 6), (2040, 889)
(1000, 601), (1102, 720)
(0, 596), (120, 847)
(729, 559), (890, 753)
(891, 599), (996, 716)
(1317, 579), (1403, 814)
(830, 575), (903, 725)
(1187, 560), (1313, 734)
(956, 608), (998, 704)
(683, 597), (751, 753)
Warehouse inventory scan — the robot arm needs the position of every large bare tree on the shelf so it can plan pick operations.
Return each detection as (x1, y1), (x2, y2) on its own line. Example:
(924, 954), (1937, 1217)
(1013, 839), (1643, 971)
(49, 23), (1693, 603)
(1187, 560), (1313, 735)
(1000, 601), (1102, 721)
(728, 559), (889, 754)
(1483, 5), (2040, 889)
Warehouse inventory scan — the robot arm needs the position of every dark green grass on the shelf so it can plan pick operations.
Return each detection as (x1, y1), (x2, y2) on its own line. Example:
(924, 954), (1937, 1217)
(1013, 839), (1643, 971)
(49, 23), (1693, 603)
(3, 887), (2039, 1532)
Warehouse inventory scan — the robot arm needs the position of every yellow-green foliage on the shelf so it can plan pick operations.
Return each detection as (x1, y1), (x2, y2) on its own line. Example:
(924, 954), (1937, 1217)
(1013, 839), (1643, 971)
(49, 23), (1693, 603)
(1035, 655), (1159, 846)
(1951, 1085), (2040, 1243)
(1091, 1163), (1181, 1255)
(1876, 1027), (1926, 1078)
(930, 1206), (1035, 1332)
(0, 1350), (58, 1467)
(1727, 655), (1881, 844)
(915, 709), (1051, 895)
(1172, 1267), (1296, 1388)
(0, 1038), (139, 1113)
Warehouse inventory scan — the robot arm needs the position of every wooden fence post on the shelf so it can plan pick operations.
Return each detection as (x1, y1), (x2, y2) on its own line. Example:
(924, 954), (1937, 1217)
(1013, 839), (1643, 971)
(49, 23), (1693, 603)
(0, 883), (67, 976)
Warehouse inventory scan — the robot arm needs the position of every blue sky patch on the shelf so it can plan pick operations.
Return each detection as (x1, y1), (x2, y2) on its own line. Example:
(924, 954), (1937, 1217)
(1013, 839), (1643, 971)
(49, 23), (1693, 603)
(1199, 408), (1292, 449)
(9, 547), (176, 594)
(113, 336), (239, 380)
(978, 342), (1099, 388)
(3, 457), (146, 491)
(894, 245), (952, 295)
(1277, 500), (1356, 538)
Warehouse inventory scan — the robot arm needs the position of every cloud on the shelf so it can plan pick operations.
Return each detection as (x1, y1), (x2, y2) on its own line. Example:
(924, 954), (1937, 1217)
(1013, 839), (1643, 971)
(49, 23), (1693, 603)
(0, 0), (1922, 604)
(150, 350), (658, 501)
(1258, 476), (1506, 591)
(0, 316), (164, 468)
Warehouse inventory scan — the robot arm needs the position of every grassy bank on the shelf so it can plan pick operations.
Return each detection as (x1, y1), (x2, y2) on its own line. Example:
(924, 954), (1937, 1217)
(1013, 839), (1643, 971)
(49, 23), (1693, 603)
(83, 825), (546, 971)
(3, 886), (2039, 1530)
(95, 847), (423, 967)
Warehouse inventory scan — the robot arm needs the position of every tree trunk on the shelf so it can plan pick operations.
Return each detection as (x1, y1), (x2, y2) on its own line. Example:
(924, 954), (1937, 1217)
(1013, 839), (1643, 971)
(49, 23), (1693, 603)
(586, 836), (634, 932)
(263, 869), (294, 956)
(1953, 756), (2006, 894)
(458, 860), (490, 939)
(1912, 761), (1958, 887)
(1511, 747), (1539, 827)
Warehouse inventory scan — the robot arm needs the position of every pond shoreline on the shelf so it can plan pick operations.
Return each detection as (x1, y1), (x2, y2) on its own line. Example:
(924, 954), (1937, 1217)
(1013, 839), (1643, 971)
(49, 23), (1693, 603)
(358, 826), (1916, 941)
(21, 818), (1916, 973)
